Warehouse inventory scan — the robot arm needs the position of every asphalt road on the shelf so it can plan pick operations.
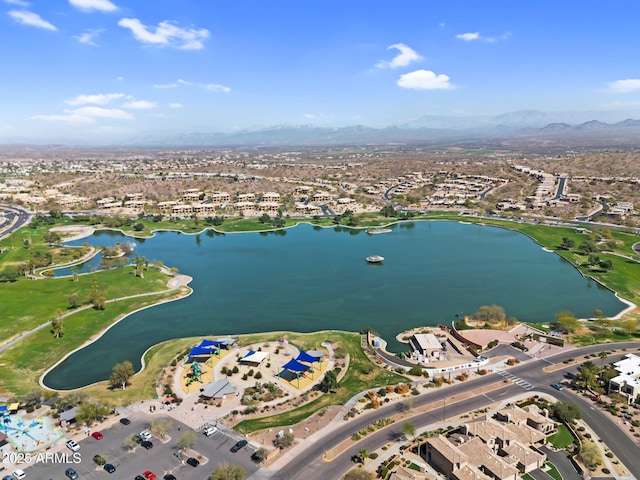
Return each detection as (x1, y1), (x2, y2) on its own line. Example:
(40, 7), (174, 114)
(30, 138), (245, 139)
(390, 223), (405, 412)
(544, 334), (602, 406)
(0, 205), (31, 240)
(268, 342), (640, 480)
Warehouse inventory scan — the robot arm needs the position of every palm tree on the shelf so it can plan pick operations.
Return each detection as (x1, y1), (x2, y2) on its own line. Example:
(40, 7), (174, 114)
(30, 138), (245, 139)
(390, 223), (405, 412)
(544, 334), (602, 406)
(358, 448), (369, 463)
(599, 351), (608, 368)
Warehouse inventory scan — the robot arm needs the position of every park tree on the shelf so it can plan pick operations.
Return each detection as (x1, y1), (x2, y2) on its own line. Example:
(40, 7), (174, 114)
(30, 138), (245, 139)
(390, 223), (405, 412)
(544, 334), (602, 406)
(210, 462), (247, 480)
(51, 309), (65, 338)
(76, 400), (112, 426)
(176, 430), (197, 451)
(576, 361), (599, 390)
(402, 421), (416, 440)
(598, 259), (613, 272)
(318, 370), (338, 393)
(358, 448), (369, 462)
(68, 294), (81, 309)
(150, 418), (173, 439)
(579, 442), (602, 470)
(559, 237), (575, 250)
(343, 469), (375, 480)
(555, 311), (581, 333)
(273, 431), (295, 449)
(109, 360), (135, 389)
(133, 255), (146, 278)
(123, 435), (139, 451)
(471, 305), (506, 325)
(252, 447), (269, 463)
(551, 401), (581, 423)
(88, 286), (106, 310)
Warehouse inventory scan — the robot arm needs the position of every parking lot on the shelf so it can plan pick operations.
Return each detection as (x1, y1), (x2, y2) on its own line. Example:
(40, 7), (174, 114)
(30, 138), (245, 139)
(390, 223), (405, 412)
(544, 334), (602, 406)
(20, 411), (259, 479)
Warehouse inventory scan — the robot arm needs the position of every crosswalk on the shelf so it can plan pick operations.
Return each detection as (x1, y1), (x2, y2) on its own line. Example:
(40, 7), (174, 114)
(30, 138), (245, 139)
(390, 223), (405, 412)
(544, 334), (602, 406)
(495, 370), (535, 390)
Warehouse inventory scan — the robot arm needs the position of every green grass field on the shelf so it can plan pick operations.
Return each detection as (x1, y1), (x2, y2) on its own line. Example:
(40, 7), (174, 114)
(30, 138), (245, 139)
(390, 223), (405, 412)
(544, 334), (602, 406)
(548, 424), (576, 449)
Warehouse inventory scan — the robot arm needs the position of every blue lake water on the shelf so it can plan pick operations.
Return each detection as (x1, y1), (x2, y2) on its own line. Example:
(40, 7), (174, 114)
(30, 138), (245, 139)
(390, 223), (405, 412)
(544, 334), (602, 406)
(43, 221), (626, 390)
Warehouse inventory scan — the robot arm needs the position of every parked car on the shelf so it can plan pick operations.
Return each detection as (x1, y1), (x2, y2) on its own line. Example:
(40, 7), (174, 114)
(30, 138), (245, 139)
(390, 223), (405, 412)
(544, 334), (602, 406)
(119, 417), (131, 425)
(3, 475), (14, 480)
(141, 440), (153, 449)
(186, 457), (199, 467)
(65, 440), (80, 452)
(230, 439), (248, 453)
(203, 425), (218, 436)
(11, 471), (25, 480)
(104, 463), (116, 473)
(134, 476), (145, 480)
(163, 475), (177, 480)
(139, 430), (153, 441)
(551, 383), (564, 391)
(91, 431), (103, 440)
(64, 467), (78, 479)
(143, 471), (157, 480)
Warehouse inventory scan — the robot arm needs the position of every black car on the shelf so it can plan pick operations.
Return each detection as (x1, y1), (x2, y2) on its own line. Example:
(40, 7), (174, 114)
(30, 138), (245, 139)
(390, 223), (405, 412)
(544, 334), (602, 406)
(119, 417), (131, 425)
(186, 457), (199, 467)
(163, 475), (177, 480)
(230, 439), (248, 453)
(104, 463), (116, 473)
(135, 476), (145, 480)
(141, 440), (153, 449)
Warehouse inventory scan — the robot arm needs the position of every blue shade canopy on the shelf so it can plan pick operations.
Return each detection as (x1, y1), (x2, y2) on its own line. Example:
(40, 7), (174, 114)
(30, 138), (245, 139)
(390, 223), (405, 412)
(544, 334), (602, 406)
(281, 359), (310, 373)
(296, 350), (317, 364)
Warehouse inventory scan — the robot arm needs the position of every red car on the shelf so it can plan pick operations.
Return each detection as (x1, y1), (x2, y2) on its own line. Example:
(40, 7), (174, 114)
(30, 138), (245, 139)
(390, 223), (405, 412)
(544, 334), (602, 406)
(143, 471), (157, 480)
(91, 432), (103, 440)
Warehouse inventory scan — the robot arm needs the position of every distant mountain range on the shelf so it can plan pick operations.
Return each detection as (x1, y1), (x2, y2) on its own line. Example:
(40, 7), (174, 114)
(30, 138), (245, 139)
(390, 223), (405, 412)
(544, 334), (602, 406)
(3, 110), (640, 149)
(123, 115), (640, 149)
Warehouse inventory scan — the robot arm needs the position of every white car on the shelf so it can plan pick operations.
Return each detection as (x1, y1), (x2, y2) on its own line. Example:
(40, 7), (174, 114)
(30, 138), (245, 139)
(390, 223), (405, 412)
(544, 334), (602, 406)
(203, 426), (218, 436)
(12, 470), (26, 480)
(65, 439), (80, 452)
(139, 430), (153, 441)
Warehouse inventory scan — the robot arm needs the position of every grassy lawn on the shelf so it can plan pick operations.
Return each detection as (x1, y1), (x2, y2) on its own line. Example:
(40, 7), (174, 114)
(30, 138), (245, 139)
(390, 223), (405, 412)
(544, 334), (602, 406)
(548, 423), (576, 449)
(0, 288), (188, 396)
(544, 461), (563, 480)
(233, 331), (407, 434)
(0, 266), (173, 347)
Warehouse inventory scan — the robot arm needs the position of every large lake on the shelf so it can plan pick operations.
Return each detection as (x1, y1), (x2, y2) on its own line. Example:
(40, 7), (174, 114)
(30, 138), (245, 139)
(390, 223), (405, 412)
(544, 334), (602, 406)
(43, 221), (626, 390)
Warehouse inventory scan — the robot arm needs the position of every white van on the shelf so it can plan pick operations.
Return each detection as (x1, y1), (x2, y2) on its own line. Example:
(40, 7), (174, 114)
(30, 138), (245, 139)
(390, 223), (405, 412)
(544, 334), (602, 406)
(204, 426), (218, 436)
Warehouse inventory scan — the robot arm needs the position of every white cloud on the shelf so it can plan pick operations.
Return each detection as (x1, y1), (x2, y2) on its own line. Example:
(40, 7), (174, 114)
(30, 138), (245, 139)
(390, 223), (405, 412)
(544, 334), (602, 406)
(75, 29), (103, 45)
(397, 69), (454, 90)
(303, 112), (333, 120)
(153, 82), (179, 89)
(66, 93), (125, 106)
(155, 79), (230, 92)
(456, 31), (510, 43)
(118, 18), (209, 50)
(169, 103), (183, 108)
(3, 0), (30, 6)
(68, 0), (118, 12)
(31, 113), (95, 124)
(205, 83), (231, 93)
(376, 43), (422, 69)
(122, 100), (157, 109)
(456, 32), (480, 41)
(608, 79), (640, 93)
(71, 106), (133, 119)
(8, 10), (57, 30)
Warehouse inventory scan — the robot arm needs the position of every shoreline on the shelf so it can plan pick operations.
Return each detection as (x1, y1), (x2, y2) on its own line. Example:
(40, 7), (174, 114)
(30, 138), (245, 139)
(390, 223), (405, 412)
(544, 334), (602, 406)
(38, 273), (193, 392)
(32, 217), (639, 392)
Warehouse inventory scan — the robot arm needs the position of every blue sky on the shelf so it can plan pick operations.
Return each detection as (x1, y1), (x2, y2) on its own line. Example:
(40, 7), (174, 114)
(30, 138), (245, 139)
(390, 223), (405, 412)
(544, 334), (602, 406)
(2, 0), (640, 143)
